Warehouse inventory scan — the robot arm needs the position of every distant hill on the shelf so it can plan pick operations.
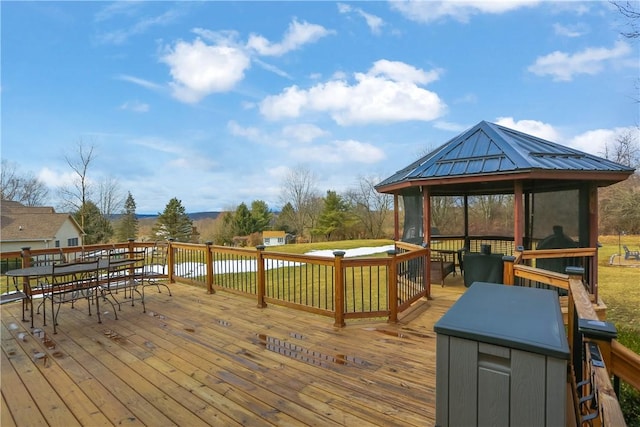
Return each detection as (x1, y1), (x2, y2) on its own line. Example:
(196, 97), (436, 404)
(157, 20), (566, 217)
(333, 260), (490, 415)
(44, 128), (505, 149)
(188, 212), (222, 220)
(113, 212), (222, 221)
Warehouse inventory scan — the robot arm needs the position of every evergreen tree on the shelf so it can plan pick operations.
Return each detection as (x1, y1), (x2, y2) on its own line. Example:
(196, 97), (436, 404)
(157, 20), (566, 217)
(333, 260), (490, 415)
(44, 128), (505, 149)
(152, 197), (193, 242)
(313, 190), (349, 240)
(115, 192), (138, 241)
(75, 200), (113, 244)
(250, 200), (272, 231)
(232, 202), (255, 236)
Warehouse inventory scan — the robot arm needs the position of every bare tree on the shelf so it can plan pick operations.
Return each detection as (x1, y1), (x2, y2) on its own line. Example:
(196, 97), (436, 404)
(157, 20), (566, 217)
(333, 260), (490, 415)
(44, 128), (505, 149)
(344, 175), (392, 238)
(613, 1), (640, 103)
(279, 165), (319, 240)
(602, 128), (640, 168)
(58, 140), (96, 233)
(0, 159), (49, 206)
(98, 175), (124, 220)
(613, 1), (640, 39)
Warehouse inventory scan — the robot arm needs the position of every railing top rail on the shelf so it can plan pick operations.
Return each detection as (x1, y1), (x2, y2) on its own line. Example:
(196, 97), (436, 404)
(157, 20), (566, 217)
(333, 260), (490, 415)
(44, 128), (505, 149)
(520, 247), (597, 259)
(513, 264), (570, 290)
(569, 277), (598, 320)
(262, 251), (337, 266)
(569, 276), (627, 426)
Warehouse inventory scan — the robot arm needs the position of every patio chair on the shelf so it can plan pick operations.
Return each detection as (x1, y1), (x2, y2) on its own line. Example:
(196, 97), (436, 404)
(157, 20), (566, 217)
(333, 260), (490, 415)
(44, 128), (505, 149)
(430, 255), (455, 287)
(100, 249), (146, 312)
(623, 245), (640, 260)
(47, 258), (107, 334)
(140, 242), (172, 312)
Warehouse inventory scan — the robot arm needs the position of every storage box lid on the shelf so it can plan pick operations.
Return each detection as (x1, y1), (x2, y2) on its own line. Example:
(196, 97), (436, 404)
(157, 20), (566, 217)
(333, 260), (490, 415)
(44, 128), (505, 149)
(434, 282), (570, 359)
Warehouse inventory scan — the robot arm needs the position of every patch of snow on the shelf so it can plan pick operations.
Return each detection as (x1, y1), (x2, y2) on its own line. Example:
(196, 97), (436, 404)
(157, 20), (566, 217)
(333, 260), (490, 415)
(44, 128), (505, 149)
(305, 245), (395, 258)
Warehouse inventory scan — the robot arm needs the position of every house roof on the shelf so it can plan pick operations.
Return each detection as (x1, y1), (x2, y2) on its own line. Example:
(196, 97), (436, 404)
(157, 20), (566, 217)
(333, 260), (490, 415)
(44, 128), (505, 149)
(262, 230), (286, 238)
(375, 121), (635, 195)
(1, 200), (83, 242)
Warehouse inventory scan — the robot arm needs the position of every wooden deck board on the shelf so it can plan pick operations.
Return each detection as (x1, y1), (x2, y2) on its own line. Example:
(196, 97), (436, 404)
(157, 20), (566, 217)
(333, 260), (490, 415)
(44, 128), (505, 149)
(1, 277), (466, 426)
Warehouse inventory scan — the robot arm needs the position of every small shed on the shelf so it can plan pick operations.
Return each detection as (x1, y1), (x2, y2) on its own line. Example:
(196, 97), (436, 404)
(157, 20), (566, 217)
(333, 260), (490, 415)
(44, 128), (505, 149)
(262, 230), (287, 247)
(375, 121), (635, 293)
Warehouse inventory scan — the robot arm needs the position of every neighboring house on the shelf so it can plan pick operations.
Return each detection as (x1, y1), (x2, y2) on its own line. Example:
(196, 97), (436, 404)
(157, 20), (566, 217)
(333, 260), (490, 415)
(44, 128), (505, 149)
(0, 200), (84, 252)
(262, 230), (287, 247)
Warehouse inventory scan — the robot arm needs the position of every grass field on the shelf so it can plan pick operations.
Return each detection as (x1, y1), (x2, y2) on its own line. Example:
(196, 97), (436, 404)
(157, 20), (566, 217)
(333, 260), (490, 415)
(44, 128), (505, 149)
(595, 235), (640, 425)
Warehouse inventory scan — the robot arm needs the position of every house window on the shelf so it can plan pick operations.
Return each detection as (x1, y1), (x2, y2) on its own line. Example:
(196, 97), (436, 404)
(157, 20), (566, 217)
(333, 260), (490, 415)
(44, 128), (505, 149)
(277, 237), (284, 244)
(67, 238), (79, 247)
(55, 240), (60, 248)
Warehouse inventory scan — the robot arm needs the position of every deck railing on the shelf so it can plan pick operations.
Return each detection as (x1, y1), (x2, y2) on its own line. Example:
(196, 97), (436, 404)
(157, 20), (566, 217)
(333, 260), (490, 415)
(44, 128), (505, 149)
(3, 240), (638, 425)
(1, 240), (429, 328)
(502, 251), (640, 427)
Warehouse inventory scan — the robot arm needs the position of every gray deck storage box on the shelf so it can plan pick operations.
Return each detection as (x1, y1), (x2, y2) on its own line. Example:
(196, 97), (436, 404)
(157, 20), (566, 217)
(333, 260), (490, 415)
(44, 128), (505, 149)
(434, 282), (569, 427)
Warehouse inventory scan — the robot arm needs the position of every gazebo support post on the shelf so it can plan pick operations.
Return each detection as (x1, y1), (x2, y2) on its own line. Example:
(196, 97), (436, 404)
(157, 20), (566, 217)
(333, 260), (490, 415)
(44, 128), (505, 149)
(514, 180), (524, 249)
(463, 195), (469, 250)
(422, 186), (432, 298)
(588, 183), (599, 301)
(394, 194), (400, 241)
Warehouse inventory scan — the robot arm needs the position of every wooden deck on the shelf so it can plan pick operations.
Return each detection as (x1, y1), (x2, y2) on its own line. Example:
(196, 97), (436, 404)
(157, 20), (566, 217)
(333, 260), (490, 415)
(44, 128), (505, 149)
(1, 277), (466, 427)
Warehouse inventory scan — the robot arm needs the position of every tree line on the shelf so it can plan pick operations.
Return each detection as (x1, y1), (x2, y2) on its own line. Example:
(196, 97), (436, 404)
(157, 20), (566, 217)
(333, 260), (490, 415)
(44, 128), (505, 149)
(2, 130), (638, 245)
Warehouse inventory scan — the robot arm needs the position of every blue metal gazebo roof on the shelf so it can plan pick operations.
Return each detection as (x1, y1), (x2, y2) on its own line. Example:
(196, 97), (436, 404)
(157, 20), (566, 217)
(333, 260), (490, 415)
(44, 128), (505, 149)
(376, 121), (634, 195)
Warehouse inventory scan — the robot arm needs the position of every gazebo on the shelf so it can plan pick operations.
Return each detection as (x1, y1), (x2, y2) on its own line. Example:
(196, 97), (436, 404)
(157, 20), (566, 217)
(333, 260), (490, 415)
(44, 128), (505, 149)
(375, 120), (635, 291)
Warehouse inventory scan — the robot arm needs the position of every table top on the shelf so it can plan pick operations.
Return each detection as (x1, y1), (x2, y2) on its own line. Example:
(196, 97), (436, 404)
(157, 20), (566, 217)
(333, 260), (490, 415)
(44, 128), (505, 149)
(5, 258), (137, 278)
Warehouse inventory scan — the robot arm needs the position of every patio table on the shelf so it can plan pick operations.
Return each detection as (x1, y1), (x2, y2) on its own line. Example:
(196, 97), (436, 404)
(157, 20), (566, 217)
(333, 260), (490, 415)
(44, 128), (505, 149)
(6, 258), (137, 328)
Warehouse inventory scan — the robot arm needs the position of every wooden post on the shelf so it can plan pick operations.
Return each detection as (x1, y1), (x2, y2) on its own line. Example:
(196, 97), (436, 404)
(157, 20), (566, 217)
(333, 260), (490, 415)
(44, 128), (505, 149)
(502, 255), (516, 285)
(256, 245), (266, 307)
(387, 250), (398, 323)
(422, 186), (431, 299)
(514, 180), (524, 249)
(463, 195), (469, 249)
(20, 247), (32, 268)
(127, 238), (135, 255)
(567, 267), (585, 386)
(205, 241), (215, 294)
(333, 251), (346, 328)
(167, 239), (175, 283)
(588, 184), (599, 301)
(394, 194), (400, 241)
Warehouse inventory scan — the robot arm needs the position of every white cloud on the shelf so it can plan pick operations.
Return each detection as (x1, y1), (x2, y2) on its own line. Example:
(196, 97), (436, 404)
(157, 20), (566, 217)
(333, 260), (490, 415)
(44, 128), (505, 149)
(338, 3), (385, 34)
(496, 118), (638, 159)
(227, 120), (266, 143)
(161, 38), (251, 103)
(390, 0), (540, 23)
(246, 19), (334, 56)
(38, 167), (81, 188)
(117, 74), (163, 91)
(568, 126), (638, 157)
(528, 40), (632, 82)
(120, 100), (149, 113)
(129, 136), (184, 155)
(260, 60), (446, 125)
(553, 22), (588, 38)
(495, 117), (562, 142)
(97, 9), (182, 44)
(282, 124), (329, 143)
(291, 139), (385, 163)
(252, 58), (292, 79)
(434, 121), (468, 132)
(94, 1), (142, 22)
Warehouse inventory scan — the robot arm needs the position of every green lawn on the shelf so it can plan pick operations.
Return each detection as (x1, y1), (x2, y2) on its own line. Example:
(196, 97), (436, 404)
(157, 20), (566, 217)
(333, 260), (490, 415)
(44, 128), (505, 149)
(596, 235), (640, 425)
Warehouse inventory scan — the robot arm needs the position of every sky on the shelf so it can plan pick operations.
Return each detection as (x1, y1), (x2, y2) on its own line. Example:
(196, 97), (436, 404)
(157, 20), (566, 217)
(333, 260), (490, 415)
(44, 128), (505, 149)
(1, 1), (638, 214)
